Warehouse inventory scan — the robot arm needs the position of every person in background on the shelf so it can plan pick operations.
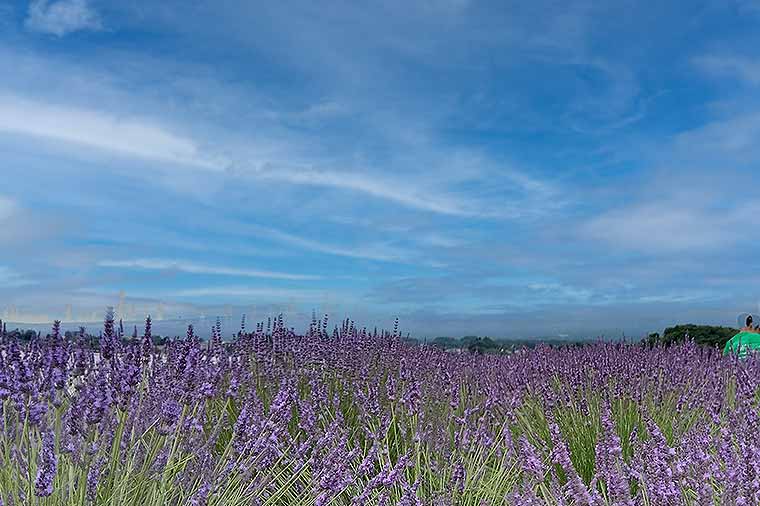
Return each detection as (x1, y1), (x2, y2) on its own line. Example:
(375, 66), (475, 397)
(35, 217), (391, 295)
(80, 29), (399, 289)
(739, 315), (760, 333)
(725, 314), (760, 356)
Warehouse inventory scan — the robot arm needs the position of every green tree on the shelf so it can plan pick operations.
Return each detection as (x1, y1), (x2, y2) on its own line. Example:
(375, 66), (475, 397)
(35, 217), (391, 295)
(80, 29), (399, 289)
(649, 324), (738, 348)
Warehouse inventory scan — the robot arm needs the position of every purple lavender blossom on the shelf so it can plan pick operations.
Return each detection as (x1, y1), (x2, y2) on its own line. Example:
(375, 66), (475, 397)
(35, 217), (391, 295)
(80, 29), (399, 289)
(34, 431), (57, 497)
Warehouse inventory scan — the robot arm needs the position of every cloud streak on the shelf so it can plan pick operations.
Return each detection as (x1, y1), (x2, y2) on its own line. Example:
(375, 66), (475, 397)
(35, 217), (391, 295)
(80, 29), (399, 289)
(694, 55), (760, 86)
(239, 223), (417, 264)
(0, 92), (537, 219)
(0, 94), (221, 169)
(169, 286), (331, 300)
(97, 258), (322, 281)
(0, 266), (36, 288)
(25, 0), (102, 36)
(581, 200), (760, 253)
(253, 166), (480, 217)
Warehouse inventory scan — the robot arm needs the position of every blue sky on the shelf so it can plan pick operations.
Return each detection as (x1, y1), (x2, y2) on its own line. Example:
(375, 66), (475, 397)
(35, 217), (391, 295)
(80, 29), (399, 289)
(1, 0), (759, 338)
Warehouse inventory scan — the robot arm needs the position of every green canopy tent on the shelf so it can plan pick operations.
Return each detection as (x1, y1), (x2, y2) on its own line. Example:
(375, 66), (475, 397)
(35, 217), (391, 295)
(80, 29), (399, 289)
(723, 331), (760, 357)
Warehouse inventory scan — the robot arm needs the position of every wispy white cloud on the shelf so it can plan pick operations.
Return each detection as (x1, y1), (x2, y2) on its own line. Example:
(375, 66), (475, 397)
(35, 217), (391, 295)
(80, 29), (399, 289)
(0, 94), (222, 169)
(673, 111), (760, 158)
(581, 200), (760, 253)
(0, 39), (565, 222)
(694, 55), (760, 85)
(0, 92), (549, 219)
(0, 195), (64, 246)
(25, 0), (102, 36)
(527, 282), (594, 303)
(636, 292), (722, 304)
(253, 166), (479, 217)
(170, 286), (331, 300)
(243, 224), (416, 263)
(296, 100), (351, 121)
(97, 258), (321, 281)
(0, 4), (15, 28)
(0, 266), (36, 288)
(0, 195), (16, 221)
(416, 232), (464, 248)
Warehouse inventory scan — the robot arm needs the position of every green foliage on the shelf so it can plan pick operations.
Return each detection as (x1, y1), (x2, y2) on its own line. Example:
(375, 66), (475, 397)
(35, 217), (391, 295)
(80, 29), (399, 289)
(430, 335), (589, 354)
(465, 336), (498, 354)
(430, 336), (459, 349)
(645, 324), (738, 348)
(4, 328), (38, 341)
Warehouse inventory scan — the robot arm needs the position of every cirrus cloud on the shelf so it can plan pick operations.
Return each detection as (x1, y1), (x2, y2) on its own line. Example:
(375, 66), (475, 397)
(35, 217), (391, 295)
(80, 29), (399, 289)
(581, 200), (760, 254)
(97, 258), (322, 281)
(25, 0), (102, 36)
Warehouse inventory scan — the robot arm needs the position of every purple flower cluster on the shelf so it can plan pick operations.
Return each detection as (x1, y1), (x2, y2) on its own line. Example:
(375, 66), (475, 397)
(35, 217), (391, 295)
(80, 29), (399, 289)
(0, 315), (759, 505)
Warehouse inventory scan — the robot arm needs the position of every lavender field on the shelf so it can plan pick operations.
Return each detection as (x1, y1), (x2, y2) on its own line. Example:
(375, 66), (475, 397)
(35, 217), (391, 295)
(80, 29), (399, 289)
(0, 313), (756, 506)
